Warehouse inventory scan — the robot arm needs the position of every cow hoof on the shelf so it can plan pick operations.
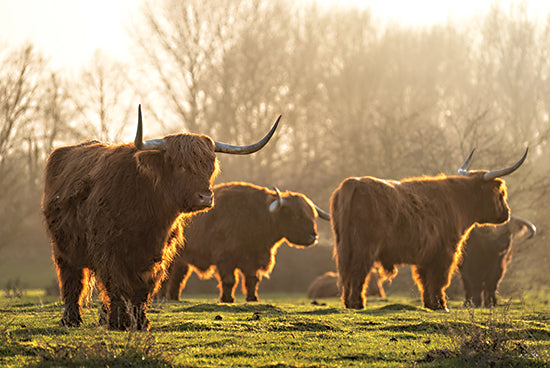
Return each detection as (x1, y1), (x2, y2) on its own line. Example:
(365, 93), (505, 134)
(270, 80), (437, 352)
(220, 297), (235, 303)
(426, 305), (449, 312)
(98, 315), (108, 326)
(109, 323), (130, 331)
(137, 319), (151, 331)
(344, 301), (364, 309)
(246, 297), (259, 302)
(60, 317), (81, 328)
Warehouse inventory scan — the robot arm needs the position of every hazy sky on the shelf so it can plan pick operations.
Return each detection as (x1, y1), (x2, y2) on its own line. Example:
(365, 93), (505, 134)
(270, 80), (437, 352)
(0, 0), (548, 70)
(0, 0), (136, 69)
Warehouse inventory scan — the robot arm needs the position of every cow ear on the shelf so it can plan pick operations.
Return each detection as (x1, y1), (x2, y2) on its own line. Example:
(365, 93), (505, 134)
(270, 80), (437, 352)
(135, 151), (165, 178)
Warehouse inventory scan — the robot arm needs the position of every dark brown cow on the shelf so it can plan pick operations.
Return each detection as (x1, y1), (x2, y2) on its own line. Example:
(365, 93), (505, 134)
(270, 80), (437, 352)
(160, 182), (330, 302)
(330, 149), (528, 311)
(41, 106), (279, 330)
(459, 216), (536, 307)
(307, 269), (385, 300)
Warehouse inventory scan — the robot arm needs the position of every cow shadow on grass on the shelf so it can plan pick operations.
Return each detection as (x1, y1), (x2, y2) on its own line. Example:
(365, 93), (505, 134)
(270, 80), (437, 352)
(9, 325), (71, 340)
(299, 307), (343, 316)
(374, 303), (423, 312)
(265, 318), (341, 332)
(175, 302), (286, 314)
(154, 302), (287, 333)
(0, 302), (62, 315)
(154, 319), (228, 332)
(353, 302), (425, 316)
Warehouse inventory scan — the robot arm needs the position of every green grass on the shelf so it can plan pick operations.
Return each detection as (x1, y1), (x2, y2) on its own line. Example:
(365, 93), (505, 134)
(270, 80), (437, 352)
(0, 291), (549, 367)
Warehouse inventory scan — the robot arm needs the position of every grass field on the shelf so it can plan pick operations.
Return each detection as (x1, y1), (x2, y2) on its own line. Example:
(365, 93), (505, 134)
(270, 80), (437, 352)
(0, 291), (549, 367)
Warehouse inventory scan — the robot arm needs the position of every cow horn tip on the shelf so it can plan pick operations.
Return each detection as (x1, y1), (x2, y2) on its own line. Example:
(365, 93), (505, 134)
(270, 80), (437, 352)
(458, 148), (476, 175)
(135, 105), (143, 149)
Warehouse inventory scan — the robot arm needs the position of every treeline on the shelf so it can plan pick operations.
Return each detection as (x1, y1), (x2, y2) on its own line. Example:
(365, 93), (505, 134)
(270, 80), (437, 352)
(0, 0), (548, 294)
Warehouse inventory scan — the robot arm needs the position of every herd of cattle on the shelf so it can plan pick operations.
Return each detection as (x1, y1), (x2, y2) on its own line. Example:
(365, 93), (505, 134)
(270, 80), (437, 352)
(41, 106), (534, 330)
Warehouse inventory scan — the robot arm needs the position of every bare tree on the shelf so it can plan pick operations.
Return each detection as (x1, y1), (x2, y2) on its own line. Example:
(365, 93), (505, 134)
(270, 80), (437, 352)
(133, 0), (292, 185)
(133, 0), (247, 133)
(70, 50), (137, 142)
(0, 44), (48, 249)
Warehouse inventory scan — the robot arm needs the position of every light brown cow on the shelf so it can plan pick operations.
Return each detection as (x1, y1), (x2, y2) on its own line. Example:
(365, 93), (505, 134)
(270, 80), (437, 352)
(330, 149), (527, 311)
(42, 106), (279, 330)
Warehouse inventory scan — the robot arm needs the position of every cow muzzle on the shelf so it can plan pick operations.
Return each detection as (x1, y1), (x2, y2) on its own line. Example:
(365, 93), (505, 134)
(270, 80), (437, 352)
(289, 232), (319, 247)
(304, 233), (319, 246)
(192, 192), (213, 211)
(309, 233), (319, 244)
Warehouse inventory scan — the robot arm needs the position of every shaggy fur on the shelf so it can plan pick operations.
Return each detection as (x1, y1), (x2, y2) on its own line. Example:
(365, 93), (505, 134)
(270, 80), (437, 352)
(160, 182), (327, 302)
(42, 134), (220, 331)
(330, 171), (512, 311)
(459, 216), (536, 307)
(307, 270), (385, 300)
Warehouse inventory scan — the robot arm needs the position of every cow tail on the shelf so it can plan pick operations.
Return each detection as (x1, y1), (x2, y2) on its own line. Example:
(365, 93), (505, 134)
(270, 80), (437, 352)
(331, 180), (358, 276)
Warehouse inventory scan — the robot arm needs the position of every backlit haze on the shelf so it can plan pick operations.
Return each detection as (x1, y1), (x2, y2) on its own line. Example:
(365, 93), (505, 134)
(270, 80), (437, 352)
(2, 0), (549, 69)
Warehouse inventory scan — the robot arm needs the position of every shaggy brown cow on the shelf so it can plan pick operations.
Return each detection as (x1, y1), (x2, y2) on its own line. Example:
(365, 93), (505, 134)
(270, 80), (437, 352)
(160, 182), (330, 302)
(307, 269), (385, 300)
(459, 216), (536, 307)
(330, 148), (528, 311)
(41, 106), (279, 330)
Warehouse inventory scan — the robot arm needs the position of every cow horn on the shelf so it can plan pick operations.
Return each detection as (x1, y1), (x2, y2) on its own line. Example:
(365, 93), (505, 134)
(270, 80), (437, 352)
(214, 115), (281, 154)
(314, 205), (331, 221)
(134, 105), (167, 151)
(483, 148), (528, 181)
(457, 149), (475, 176)
(269, 187), (284, 212)
(514, 216), (537, 239)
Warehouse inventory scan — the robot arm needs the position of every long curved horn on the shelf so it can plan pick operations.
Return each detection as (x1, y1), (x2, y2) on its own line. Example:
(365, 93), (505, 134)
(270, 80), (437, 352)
(314, 205), (331, 221)
(269, 187), (284, 213)
(513, 216), (537, 239)
(457, 149), (475, 176)
(134, 105), (166, 151)
(214, 115), (281, 154)
(483, 148), (528, 181)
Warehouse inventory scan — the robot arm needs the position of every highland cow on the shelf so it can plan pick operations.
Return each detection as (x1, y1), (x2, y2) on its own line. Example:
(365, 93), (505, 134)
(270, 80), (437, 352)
(459, 216), (536, 307)
(330, 149), (528, 311)
(307, 269), (385, 300)
(160, 182), (330, 302)
(41, 106), (279, 330)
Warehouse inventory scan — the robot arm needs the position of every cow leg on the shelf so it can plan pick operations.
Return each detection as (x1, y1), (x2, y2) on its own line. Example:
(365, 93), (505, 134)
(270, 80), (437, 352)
(339, 275), (352, 307)
(483, 281), (498, 308)
(131, 301), (149, 331)
(54, 256), (86, 327)
(217, 267), (237, 303)
(103, 287), (132, 331)
(242, 271), (260, 302)
(107, 293), (150, 331)
(344, 264), (370, 310)
(164, 262), (191, 301)
(97, 286), (109, 326)
(470, 282), (483, 307)
(131, 267), (158, 331)
(412, 265), (449, 311)
(412, 266), (432, 309)
(366, 270), (382, 297)
(102, 273), (152, 331)
(461, 274), (475, 307)
(483, 268), (504, 307)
